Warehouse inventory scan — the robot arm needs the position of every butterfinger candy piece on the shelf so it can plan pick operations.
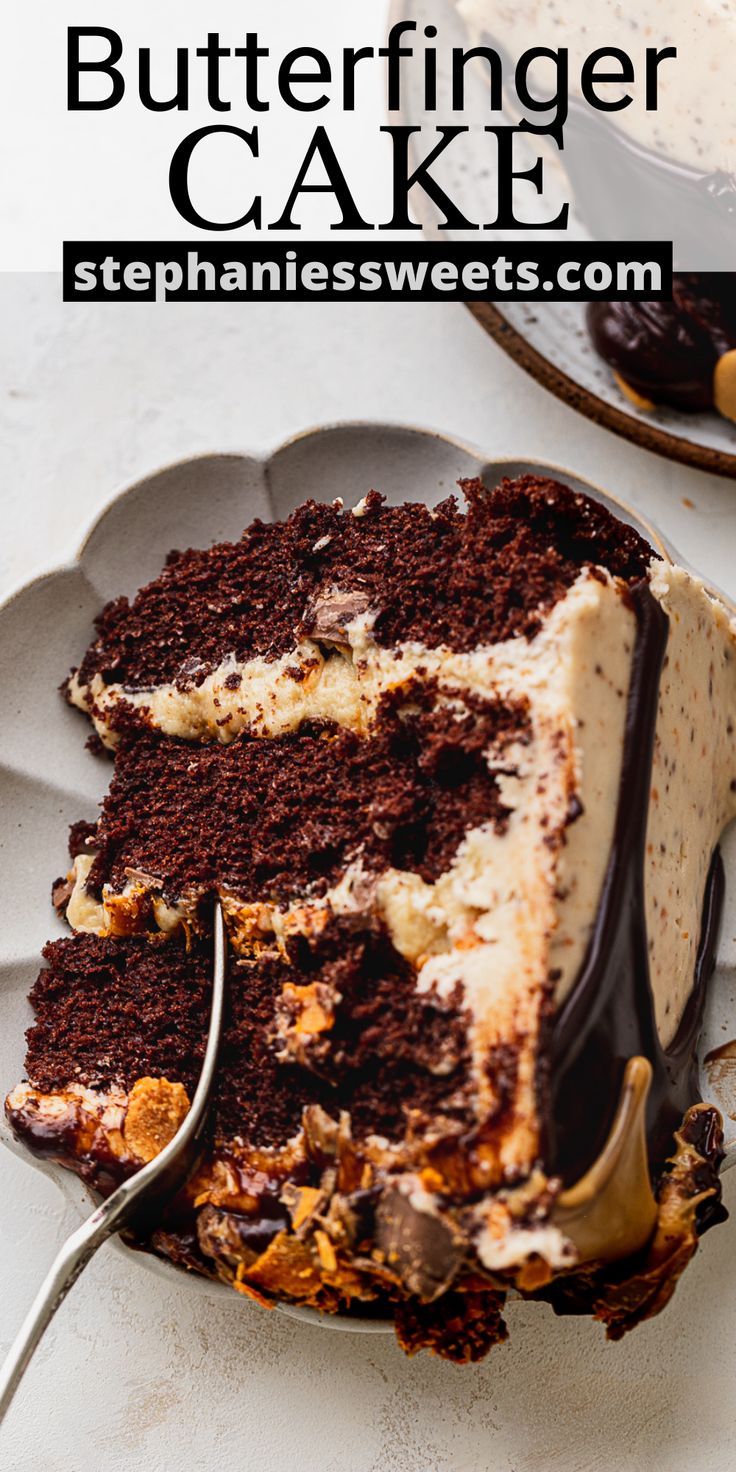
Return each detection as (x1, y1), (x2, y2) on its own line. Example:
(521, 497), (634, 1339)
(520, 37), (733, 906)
(123, 1076), (190, 1163)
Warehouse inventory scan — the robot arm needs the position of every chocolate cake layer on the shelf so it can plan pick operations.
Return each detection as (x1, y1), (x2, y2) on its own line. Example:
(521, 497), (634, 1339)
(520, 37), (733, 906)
(72, 477), (651, 693)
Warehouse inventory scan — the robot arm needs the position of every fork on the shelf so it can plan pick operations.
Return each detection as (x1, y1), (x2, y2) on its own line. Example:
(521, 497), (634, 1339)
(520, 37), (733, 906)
(0, 901), (227, 1427)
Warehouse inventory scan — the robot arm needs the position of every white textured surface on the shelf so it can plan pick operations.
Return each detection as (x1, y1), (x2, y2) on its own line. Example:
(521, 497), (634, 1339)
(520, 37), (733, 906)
(2, 275), (736, 1471)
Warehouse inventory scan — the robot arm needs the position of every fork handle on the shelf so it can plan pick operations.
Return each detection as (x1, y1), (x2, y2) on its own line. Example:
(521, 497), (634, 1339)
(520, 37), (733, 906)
(0, 1194), (126, 1424)
(0, 905), (226, 1428)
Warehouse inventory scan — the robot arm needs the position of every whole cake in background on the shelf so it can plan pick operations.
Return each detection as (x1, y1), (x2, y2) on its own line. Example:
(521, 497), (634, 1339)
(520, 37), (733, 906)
(6, 474), (736, 1361)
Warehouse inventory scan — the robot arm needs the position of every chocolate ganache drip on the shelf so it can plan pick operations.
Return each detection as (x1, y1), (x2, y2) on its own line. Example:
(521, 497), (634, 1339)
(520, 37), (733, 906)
(549, 580), (725, 1188)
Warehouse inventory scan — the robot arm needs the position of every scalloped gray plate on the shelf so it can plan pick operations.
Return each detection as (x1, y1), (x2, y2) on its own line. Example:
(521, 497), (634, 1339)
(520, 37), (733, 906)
(1, 422), (734, 1333)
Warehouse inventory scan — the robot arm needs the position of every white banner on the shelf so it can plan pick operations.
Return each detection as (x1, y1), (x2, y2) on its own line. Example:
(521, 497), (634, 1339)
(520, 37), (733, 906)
(1, 0), (732, 271)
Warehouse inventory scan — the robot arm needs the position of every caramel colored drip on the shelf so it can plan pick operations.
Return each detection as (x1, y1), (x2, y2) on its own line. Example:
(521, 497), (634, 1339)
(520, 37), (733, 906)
(553, 1058), (657, 1263)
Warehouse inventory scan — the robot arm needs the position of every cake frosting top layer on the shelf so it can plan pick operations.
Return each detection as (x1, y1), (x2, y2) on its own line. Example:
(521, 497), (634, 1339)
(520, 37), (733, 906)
(8, 472), (736, 1361)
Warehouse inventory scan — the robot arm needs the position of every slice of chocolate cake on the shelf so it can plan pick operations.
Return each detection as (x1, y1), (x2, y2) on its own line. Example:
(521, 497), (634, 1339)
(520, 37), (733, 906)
(7, 475), (736, 1361)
